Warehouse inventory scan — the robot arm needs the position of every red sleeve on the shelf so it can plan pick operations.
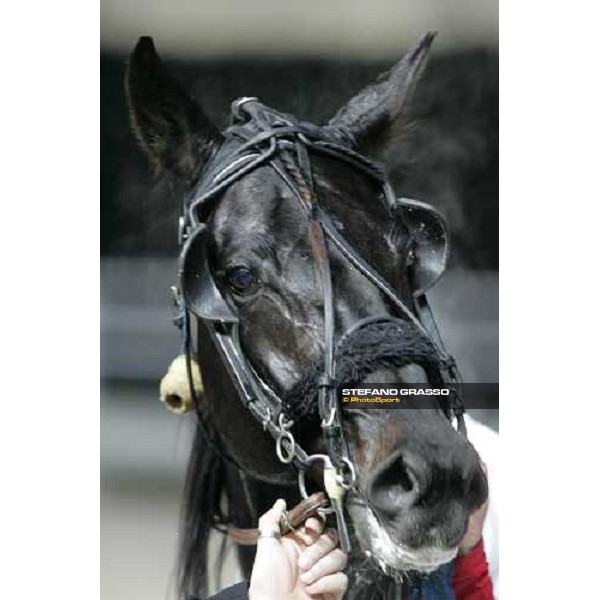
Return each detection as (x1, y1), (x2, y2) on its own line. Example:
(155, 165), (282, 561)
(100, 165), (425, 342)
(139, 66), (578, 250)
(451, 539), (495, 600)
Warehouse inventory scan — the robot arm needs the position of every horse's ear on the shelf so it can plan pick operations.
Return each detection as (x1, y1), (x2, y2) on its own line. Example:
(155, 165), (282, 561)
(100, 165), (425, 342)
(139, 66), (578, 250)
(125, 37), (222, 179)
(328, 32), (435, 158)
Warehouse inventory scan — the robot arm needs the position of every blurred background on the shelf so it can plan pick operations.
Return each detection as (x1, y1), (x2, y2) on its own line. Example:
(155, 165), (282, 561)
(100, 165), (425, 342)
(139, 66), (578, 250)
(101, 1), (498, 598)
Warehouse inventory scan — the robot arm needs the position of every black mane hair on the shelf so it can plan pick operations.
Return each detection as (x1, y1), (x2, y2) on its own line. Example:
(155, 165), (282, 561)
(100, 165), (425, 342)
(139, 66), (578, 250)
(177, 423), (294, 599)
(177, 425), (227, 599)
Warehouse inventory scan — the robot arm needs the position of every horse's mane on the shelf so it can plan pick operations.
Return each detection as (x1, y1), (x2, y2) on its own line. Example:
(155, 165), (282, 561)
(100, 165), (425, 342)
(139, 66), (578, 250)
(177, 424), (228, 599)
(178, 422), (266, 600)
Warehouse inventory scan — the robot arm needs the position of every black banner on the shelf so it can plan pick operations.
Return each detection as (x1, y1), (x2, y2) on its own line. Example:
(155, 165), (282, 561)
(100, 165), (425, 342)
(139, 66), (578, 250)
(337, 383), (499, 409)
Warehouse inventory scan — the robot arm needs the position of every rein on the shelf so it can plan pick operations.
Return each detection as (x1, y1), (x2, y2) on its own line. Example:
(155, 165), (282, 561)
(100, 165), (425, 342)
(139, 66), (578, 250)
(227, 492), (329, 546)
(174, 97), (466, 552)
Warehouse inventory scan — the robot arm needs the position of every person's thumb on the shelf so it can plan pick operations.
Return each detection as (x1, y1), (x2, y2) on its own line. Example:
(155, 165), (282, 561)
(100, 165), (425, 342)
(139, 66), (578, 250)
(258, 499), (286, 539)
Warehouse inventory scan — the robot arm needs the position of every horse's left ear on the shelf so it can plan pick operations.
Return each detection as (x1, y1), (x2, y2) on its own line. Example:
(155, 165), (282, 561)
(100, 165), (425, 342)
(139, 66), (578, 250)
(328, 32), (435, 158)
(125, 36), (222, 180)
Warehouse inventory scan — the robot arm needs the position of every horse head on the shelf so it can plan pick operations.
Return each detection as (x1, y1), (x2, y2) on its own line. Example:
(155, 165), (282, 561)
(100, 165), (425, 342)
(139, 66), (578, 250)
(126, 33), (487, 591)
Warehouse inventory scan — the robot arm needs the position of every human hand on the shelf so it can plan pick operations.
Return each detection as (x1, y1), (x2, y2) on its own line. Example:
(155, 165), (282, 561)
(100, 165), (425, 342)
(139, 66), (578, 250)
(249, 499), (348, 600)
(458, 462), (489, 556)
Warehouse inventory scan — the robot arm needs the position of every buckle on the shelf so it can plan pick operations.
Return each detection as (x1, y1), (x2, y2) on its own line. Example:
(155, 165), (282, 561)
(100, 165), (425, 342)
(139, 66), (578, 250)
(317, 374), (334, 389)
(169, 286), (184, 330)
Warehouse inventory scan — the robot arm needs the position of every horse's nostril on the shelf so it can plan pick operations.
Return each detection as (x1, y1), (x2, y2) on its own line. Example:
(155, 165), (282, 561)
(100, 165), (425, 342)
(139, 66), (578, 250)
(376, 457), (414, 493)
(368, 451), (427, 515)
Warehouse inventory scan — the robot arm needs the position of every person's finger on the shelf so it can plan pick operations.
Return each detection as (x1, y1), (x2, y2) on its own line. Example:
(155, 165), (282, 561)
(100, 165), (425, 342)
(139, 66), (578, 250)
(286, 514), (324, 547)
(257, 499), (286, 542)
(304, 516), (324, 538)
(304, 572), (348, 596)
(291, 515), (324, 547)
(298, 528), (338, 572)
(299, 548), (348, 586)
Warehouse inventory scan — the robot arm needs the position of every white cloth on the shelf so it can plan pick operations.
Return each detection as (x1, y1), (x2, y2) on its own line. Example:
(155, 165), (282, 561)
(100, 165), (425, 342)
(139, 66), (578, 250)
(463, 414), (499, 599)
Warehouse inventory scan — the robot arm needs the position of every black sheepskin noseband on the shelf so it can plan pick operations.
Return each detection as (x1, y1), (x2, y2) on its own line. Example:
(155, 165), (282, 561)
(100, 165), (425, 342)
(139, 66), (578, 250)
(283, 319), (444, 422)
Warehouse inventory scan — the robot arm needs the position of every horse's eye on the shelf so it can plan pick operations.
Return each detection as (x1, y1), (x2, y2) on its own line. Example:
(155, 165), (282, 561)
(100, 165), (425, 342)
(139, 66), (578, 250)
(226, 266), (257, 293)
(407, 247), (416, 267)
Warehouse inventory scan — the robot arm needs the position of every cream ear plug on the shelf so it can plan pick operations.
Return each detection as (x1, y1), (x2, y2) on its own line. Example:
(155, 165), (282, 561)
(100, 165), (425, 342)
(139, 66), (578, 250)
(159, 355), (203, 415)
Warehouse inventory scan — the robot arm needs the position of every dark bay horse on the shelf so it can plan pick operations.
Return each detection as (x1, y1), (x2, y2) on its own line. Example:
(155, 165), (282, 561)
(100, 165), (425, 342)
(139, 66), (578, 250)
(125, 32), (487, 599)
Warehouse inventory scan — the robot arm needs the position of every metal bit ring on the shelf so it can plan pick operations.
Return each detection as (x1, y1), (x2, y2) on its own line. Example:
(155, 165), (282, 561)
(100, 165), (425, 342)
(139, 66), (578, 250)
(276, 430), (295, 464)
(298, 454), (335, 514)
(336, 457), (357, 490)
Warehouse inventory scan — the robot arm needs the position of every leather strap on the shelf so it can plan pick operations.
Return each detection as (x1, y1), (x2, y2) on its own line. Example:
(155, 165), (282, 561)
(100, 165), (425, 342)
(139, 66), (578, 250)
(227, 492), (328, 545)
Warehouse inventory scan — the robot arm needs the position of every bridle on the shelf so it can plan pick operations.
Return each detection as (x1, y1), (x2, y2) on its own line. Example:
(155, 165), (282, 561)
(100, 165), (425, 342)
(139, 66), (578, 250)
(173, 97), (466, 551)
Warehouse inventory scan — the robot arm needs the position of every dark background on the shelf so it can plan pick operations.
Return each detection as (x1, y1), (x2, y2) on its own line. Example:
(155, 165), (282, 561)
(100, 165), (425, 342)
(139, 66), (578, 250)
(101, 50), (498, 267)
